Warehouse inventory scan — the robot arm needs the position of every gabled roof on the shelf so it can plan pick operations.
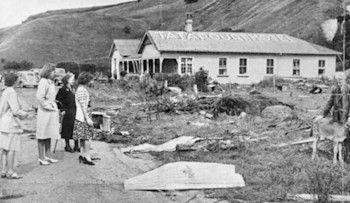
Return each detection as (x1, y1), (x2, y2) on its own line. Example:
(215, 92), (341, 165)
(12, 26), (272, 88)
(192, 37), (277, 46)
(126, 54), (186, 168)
(109, 39), (140, 58)
(136, 31), (341, 56)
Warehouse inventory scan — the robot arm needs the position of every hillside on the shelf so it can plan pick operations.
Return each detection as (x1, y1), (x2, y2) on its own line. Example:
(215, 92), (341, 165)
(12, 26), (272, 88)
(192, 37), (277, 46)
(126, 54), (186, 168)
(0, 0), (346, 69)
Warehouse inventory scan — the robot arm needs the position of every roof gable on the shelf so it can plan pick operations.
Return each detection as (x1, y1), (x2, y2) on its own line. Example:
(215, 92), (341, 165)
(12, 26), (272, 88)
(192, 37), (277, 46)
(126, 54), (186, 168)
(142, 31), (340, 55)
(109, 39), (140, 58)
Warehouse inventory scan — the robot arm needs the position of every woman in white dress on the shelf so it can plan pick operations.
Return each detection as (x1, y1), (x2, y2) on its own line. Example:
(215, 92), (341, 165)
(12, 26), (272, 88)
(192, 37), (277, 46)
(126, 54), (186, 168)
(36, 63), (60, 165)
(0, 73), (29, 179)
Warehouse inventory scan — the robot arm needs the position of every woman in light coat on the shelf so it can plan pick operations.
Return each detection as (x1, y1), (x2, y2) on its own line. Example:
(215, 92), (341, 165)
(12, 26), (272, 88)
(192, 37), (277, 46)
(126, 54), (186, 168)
(36, 63), (60, 165)
(0, 73), (28, 179)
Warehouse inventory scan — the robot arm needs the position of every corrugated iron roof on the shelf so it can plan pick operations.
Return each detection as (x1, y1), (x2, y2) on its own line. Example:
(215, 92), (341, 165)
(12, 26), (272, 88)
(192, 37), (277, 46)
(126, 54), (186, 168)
(138, 31), (340, 55)
(109, 39), (140, 57)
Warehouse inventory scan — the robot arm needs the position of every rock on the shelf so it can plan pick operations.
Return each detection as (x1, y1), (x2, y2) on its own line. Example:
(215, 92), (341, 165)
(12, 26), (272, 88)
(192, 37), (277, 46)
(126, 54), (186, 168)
(249, 89), (262, 95)
(205, 113), (214, 119)
(168, 87), (182, 94)
(199, 110), (206, 115)
(238, 112), (247, 119)
(262, 105), (294, 120)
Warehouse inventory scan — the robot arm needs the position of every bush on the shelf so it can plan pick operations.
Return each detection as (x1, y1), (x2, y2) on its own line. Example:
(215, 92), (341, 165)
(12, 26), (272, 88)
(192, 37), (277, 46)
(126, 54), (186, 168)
(56, 62), (80, 77)
(80, 63), (97, 73)
(153, 73), (195, 91)
(123, 26), (131, 34)
(3, 60), (33, 71)
(305, 162), (343, 203)
(258, 76), (287, 88)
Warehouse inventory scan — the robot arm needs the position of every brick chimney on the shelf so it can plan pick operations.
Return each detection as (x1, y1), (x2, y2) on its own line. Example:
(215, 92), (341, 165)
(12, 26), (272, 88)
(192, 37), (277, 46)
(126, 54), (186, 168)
(185, 12), (193, 32)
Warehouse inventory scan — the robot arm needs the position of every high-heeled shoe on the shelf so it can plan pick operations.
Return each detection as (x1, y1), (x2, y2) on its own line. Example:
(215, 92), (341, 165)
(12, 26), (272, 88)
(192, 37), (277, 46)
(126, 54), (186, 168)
(65, 146), (74, 153)
(38, 158), (50, 166)
(45, 157), (58, 163)
(78, 156), (94, 165)
(74, 147), (80, 152)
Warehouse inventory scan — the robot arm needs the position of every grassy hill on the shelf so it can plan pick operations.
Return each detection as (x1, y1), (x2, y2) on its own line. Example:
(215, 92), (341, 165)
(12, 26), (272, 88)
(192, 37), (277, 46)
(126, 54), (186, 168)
(0, 0), (346, 69)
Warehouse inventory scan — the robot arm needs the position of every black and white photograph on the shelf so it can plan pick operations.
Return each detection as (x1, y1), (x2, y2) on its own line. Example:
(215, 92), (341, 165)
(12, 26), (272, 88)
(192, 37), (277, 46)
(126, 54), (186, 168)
(2, 0), (350, 202)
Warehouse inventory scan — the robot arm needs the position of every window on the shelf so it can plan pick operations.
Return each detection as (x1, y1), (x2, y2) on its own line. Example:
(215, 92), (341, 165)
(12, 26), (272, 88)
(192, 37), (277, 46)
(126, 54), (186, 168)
(266, 59), (274, 74)
(219, 58), (227, 75)
(318, 60), (325, 75)
(239, 58), (247, 74)
(293, 59), (300, 76)
(181, 58), (193, 74)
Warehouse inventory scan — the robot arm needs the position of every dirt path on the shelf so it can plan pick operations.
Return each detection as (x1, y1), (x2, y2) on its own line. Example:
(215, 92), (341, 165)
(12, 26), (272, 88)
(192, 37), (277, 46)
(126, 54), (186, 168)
(0, 88), (227, 203)
(0, 136), (224, 203)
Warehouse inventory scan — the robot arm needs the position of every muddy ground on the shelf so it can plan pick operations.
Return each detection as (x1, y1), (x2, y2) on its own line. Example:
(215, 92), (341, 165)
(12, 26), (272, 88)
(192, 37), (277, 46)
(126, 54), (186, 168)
(0, 82), (349, 203)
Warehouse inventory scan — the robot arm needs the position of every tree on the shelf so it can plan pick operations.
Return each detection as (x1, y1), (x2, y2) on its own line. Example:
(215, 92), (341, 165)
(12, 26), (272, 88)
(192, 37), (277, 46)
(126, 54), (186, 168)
(184, 0), (198, 4)
(3, 60), (33, 71)
(0, 58), (5, 64)
(123, 26), (131, 34)
(56, 61), (80, 78)
(80, 63), (97, 73)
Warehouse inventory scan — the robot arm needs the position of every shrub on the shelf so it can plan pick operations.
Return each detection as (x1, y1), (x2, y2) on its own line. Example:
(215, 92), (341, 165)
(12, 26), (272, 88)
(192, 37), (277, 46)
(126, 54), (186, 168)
(153, 73), (195, 91)
(80, 63), (97, 73)
(258, 76), (287, 88)
(123, 26), (131, 34)
(3, 60), (33, 71)
(305, 162), (343, 203)
(56, 62), (80, 77)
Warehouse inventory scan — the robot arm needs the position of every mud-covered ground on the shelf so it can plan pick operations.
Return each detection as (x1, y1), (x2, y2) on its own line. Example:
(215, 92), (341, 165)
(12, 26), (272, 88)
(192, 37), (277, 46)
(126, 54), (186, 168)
(1, 82), (349, 203)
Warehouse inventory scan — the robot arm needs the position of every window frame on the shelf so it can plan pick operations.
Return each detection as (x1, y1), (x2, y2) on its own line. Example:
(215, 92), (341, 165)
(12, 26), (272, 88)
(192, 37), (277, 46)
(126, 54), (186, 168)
(218, 57), (228, 76)
(239, 58), (247, 75)
(266, 58), (274, 75)
(318, 59), (325, 75)
(180, 57), (193, 74)
(292, 59), (300, 76)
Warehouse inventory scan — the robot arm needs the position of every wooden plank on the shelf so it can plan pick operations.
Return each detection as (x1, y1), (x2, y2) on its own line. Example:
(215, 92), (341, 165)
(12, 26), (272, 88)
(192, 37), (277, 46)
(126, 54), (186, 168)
(287, 193), (350, 201)
(124, 162), (245, 190)
(276, 137), (325, 148)
(121, 136), (203, 153)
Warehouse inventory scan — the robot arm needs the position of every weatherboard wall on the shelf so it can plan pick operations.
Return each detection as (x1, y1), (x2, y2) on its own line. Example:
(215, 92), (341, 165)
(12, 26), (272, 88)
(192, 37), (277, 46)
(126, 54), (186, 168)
(110, 50), (123, 79)
(158, 52), (337, 84)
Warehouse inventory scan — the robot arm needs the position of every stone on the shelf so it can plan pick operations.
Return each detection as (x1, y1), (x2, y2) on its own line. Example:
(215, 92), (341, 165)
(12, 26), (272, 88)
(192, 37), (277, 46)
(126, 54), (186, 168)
(262, 105), (294, 120)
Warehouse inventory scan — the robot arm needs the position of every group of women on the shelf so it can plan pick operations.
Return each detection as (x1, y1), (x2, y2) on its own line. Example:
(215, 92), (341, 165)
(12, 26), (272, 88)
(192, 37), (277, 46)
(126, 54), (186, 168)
(0, 63), (96, 179)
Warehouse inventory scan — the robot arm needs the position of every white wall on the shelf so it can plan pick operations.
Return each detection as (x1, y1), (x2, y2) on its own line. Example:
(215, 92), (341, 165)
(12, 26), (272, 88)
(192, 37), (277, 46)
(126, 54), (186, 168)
(142, 44), (160, 59)
(161, 52), (337, 84)
(110, 50), (123, 79)
(277, 55), (336, 79)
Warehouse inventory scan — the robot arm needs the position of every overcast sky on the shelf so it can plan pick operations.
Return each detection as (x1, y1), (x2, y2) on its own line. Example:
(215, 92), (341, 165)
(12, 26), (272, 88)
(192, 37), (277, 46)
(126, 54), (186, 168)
(0, 0), (132, 28)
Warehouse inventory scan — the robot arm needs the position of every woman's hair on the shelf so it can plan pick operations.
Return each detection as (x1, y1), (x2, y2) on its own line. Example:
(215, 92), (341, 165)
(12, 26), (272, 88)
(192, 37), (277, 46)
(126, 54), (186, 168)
(40, 63), (56, 79)
(61, 73), (74, 85)
(4, 73), (18, 87)
(77, 72), (94, 85)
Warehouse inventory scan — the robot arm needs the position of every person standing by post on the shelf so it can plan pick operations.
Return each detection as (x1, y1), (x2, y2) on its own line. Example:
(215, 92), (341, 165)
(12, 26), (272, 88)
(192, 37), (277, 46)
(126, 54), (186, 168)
(36, 63), (60, 165)
(73, 72), (95, 165)
(0, 73), (29, 179)
(323, 72), (350, 160)
(56, 73), (79, 153)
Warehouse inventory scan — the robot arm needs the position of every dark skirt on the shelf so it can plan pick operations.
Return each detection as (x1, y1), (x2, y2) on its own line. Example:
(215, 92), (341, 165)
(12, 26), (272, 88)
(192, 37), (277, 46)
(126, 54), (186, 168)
(72, 120), (94, 140)
(61, 109), (76, 139)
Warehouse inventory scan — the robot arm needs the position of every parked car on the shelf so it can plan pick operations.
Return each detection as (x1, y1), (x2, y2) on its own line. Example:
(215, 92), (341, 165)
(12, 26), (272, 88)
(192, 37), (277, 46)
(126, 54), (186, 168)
(54, 68), (66, 86)
(30, 68), (41, 81)
(17, 71), (39, 88)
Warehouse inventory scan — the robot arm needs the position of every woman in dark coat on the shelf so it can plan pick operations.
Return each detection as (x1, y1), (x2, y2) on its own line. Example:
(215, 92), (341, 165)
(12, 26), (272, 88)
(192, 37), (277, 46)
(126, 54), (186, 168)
(56, 73), (79, 153)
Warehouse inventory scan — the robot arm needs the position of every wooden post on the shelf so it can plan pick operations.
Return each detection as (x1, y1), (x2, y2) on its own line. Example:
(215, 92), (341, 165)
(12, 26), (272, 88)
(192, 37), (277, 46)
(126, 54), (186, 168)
(193, 84), (198, 98)
(343, 0), (347, 125)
